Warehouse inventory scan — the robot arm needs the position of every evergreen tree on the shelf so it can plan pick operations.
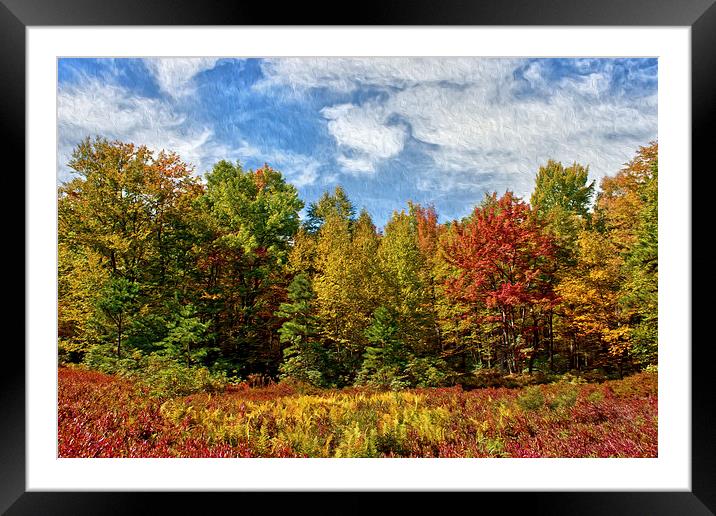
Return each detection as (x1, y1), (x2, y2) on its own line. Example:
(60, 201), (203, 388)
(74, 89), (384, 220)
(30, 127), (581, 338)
(304, 186), (356, 234)
(277, 273), (331, 386)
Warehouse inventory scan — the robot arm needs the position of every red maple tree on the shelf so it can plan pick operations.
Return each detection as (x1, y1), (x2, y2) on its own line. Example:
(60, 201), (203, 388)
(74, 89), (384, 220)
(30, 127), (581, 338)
(441, 192), (558, 373)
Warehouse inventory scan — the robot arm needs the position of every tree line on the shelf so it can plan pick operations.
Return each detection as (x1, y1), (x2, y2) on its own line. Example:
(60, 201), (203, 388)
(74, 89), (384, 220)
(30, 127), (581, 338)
(58, 138), (658, 388)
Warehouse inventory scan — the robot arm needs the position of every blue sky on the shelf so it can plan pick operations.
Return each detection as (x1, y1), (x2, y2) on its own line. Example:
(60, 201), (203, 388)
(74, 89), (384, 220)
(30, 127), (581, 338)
(57, 57), (657, 227)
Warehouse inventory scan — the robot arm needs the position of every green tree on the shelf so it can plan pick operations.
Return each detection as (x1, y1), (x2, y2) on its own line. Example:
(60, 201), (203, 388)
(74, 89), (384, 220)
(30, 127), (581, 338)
(530, 160), (595, 370)
(96, 276), (140, 358)
(304, 186), (356, 234)
(356, 307), (409, 389)
(531, 160), (595, 264)
(531, 160), (595, 218)
(160, 304), (211, 366)
(378, 207), (435, 354)
(621, 160), (658, 366)
(59, 138), (203, 361)
(277, 273), (331, 386)
(195, 161), (304, 376)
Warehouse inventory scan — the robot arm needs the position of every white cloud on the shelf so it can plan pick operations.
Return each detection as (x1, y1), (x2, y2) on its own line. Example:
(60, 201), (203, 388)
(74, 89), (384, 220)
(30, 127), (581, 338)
(57, 77), (321, 189)
(321, 103), (407, 173)
(336, 155), (376, 173)
(259, 57), (657, 197)
(265, 150), (322, 188)
(57, 79), (242, 178)
(144, 58), (220, 98)
(259, 57), (520, 92)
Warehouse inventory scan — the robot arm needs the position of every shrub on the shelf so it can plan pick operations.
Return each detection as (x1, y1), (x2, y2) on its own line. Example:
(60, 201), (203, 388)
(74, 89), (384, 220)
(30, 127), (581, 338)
(465, 368), (505, 389)
(83, 346), (226, 398)
(557, 371), (588, 385)
(581, 369), (609, 383)
(130, 354), (226, 398)
(547, 385), (578, 411)
(517, 386), (545, 411)
(404, 356), (448, 388)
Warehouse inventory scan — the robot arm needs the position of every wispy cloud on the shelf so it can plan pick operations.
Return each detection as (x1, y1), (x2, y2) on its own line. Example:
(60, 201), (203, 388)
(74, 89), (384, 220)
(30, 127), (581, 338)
(143, 58), (220, 98)
(321, 102), (407, 173)
(58, 57), (657, 225)
(57, 78), (217, 180)
(57, 72), (321, 188)
(258, 57), (657, 199)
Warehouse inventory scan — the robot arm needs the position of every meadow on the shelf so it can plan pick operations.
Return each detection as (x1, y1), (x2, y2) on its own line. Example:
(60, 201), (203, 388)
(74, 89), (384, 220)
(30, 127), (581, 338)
(58, 367), (657, 458)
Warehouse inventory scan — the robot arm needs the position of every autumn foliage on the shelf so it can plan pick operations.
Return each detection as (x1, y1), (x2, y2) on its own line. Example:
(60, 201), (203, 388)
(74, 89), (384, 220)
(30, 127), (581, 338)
(57, 137), (658, 457)
(442, 192), (558, 373)
(58, 367), (656, 458)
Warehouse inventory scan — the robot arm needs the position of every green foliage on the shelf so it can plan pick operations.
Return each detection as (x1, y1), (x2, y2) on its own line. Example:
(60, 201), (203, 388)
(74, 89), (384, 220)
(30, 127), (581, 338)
(517, 386), (545, 411)
(404, 356), (448, 387)
(202, 161), (303, 262)
(547, 385), (578, 411)
(378, 209), (436, 352)
(356, 307), (409, 389)
(304, 186), (355, 234)
(95, 276), (140, 357)
(132, 354), (226, 398)
(278, 274), (333, 387)
(531, 160), (595, 219)
(83, 347), (225, 398)
(621, 162), (658, 366)
(356, 307), (447, 389)
(160, 304), (212, 365)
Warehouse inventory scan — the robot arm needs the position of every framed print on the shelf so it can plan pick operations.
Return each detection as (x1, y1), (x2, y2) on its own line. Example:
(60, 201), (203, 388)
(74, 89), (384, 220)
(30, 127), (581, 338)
(7, 0), (713, 513)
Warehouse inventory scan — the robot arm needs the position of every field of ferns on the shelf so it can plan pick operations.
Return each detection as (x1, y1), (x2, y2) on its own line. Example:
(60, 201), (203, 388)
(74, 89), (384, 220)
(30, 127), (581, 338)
(58, 367), (657, 458)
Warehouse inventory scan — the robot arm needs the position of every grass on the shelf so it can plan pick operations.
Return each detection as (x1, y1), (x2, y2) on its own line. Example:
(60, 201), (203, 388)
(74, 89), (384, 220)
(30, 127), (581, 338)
(58, 367), (657, 458)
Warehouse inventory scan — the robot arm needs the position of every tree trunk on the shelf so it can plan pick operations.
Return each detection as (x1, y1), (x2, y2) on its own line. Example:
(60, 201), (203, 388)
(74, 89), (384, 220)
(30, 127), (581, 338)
(528, 325), (539, 374)
(548, 311), (554, 372)
(116, 316), (123, 358)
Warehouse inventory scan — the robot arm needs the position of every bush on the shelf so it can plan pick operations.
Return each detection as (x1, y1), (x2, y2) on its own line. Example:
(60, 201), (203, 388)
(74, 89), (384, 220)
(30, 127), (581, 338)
(82, 346), (226, 398)
(356, 364), (410, 391)
(503, 372), (550, 388)
(556, 371), (588, 385)
(404, 357), (448, 388)
(547, 385), (578, 411)
(459, 369), (550, 390)
(517, 386), (545, 411)
(82, 344), (141, 374)
(58, 338), (87, 365)
(130, 354), (226, 398)
(464, 369), (504, 389)
(580, 369), (609, 383)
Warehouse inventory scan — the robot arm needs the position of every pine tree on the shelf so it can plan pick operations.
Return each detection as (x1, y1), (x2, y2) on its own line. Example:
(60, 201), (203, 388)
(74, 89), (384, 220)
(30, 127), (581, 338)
(277, 273), (331, 386)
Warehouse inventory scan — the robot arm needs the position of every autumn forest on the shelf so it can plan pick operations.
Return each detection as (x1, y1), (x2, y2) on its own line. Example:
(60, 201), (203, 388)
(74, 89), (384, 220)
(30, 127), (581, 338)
(58, 138), (658, 458)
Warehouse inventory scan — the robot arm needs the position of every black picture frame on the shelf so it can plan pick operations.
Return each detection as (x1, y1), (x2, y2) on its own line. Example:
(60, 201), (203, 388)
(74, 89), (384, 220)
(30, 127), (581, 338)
(6, 0), (713, 513)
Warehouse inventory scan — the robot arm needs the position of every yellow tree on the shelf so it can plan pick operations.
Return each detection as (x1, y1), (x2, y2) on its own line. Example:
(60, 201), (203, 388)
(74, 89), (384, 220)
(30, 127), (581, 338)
(58, 138), (203, 360)
(378, 207), (435, 354)
(59, 137), (202, 284)
(556, 229), (631, 373)
(58, 243), (108, 362)
(595, 142), (658, 252)
(554, 143), (657, 374)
